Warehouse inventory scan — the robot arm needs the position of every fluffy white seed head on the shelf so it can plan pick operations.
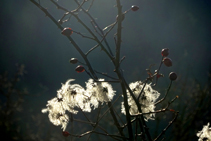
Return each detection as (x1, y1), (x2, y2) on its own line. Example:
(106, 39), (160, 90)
(42, 78), (116, 130)
(86, 79), (116, 109)
(197, 123), (211, 141)
(121, 81), (160, 121)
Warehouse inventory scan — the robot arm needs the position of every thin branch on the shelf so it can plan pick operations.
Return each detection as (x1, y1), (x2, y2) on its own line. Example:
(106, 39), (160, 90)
(153, 56), (164, 86)
(155, 81), (172, 105)
(115, 0), (123, 71)
(30, 0), (98, 79)
(108, 102), (126, 140)
(94, 70), (119, 80)
(153, 112), (179, 141)
(74, 0), (114, 56)
(137, 80), (148, 100)
(132, 95), (179, 117)
(86, 104), (102, 140)
(86, 0), (95, 12)
(85, 21), (117, 56)
(123, 77), (152, 141)
(73, 30), (96, 40)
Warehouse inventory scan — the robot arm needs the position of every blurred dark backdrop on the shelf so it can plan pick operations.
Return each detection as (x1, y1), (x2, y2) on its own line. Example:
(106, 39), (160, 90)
(0, 0), (211, 140)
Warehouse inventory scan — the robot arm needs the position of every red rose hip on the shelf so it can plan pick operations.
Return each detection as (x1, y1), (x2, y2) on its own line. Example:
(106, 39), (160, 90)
(75, 65), (85, 73)
(62, 131), (70, 137)
(161, 48), (169, 57)
(61, 27), (73, 36)
(163, 57), (172, 67)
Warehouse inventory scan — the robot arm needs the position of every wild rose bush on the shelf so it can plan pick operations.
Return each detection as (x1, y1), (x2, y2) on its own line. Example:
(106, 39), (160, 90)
(31, 0), (179, 140)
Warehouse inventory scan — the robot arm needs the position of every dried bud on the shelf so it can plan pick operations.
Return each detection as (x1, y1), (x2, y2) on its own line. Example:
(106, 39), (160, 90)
(169, 72), (177, 81)
(61, 27), (73, 36)
(131, 5), (139, 11)
(62, 131), (70, 137)
(58, 19), (63, 25)
(75, 65), (85, 73)
(69, 58), (78, 64)
(163, 57), (172, 67)
(161, 48), (169, 57)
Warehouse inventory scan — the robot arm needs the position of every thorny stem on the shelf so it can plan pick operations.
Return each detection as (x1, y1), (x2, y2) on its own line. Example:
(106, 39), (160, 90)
(86, 105), (102, 140)
(108, 102), (126, 141)
(50, 0), (115, 64)
(30, 0), (98, 80)
(123, 78), (152, 141)
(114, 0), (134, 140)
(74, 0), (114, 57)
(29, 4), (125, 139)
(115, 0), (123, 71)
(154, 56), (164, 86)
(86, 21), (117, 56)
(116, 71), (134, 140)
(52, 0), (114, 61)
(30, 1), (179, 141)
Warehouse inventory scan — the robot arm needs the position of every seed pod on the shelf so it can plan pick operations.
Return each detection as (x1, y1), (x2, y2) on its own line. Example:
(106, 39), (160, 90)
(75, 65), (85, 73)
(161, 48), (169, 57)
(169, 72), (177, 81)
(62, 131), (70, 137)
(131, 5), (139, 11)
(163, 57), (172, 67)
(69, 58), (78, 64)
(61, 27), (73, 36)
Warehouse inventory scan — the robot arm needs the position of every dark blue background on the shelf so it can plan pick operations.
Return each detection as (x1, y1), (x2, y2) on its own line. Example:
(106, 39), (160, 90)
(0, 0), (211, 140)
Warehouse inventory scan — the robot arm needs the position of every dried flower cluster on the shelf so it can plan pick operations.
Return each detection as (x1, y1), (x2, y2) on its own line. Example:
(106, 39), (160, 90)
(197, 123), (211, 141)
(42, 79), (116, 131)
(121, 81), (160, 121)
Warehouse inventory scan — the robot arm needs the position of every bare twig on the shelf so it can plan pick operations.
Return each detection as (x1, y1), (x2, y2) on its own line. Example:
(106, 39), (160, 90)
(132, 95), (179, 117)
(153, 112), (179, 141)
(73, 30), (96, 40)
(86, 0), (95, 12)
(30, 0), (99, 79)
(155, 81), (172, 105)
(153, 56), (164, 86)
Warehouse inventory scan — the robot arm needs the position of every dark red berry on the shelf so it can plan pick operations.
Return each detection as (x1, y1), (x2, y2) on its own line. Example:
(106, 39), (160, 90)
(75, 65), (85, 73)
(69, 58), (78, 64)
(62, 131), (70, 137)
(161, 48), (169, 57)
(131, 5), (139, 11)
(163, 57), (172, 67)
(169, 72), (177, 81)
(61, 27), (73, 36)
